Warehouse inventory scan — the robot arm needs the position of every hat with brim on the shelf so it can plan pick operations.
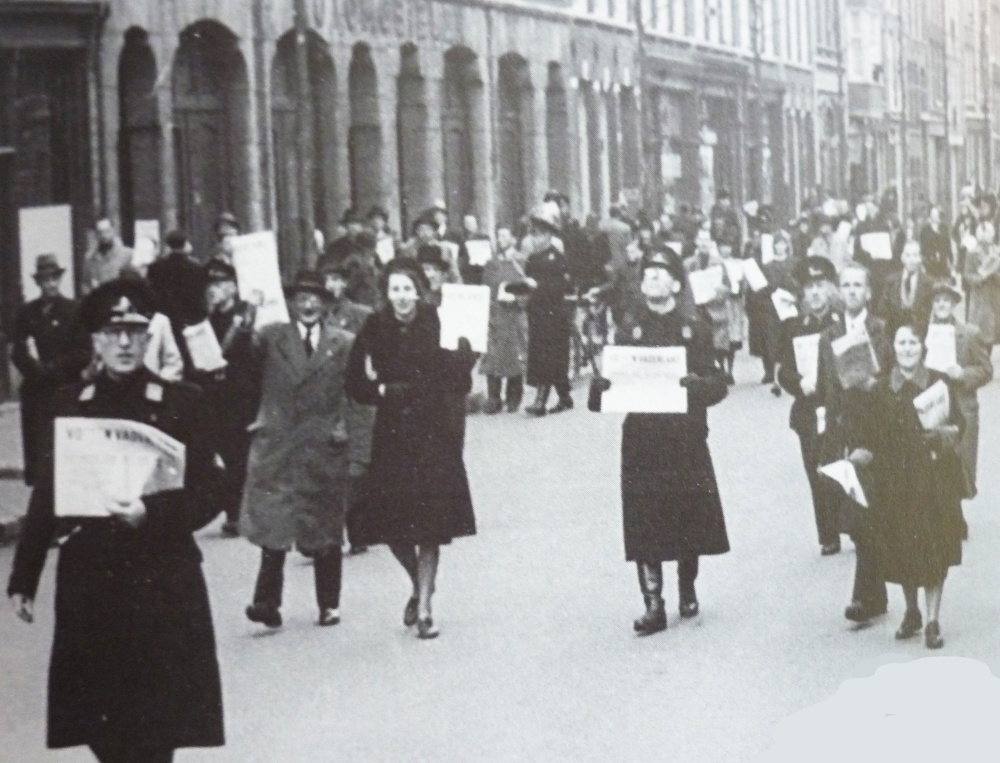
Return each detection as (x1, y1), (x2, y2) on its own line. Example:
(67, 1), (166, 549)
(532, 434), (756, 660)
(930, 280), (962, 303)
(798, 255), (837, 285)
(79, 278), (157, 332)
(33, 253), (65, 279)
(204, 257), (237, 283)
(284, 270), (331, 300)
(641, 248), (685, 282)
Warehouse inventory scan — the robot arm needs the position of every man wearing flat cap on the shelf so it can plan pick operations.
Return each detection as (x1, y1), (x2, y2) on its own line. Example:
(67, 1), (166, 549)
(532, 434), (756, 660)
(10, 255), (90, 485)
(588, 247), (730, 636)
(778, 256), (843, 556)
(8, 277), (226, 762)
(240, 270), (358, 628)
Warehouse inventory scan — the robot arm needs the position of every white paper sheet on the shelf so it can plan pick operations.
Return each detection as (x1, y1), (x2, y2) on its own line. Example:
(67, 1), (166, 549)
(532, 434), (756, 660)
(134, 219), (161, 247)
(464, 239), (493, 267)
(54, 418), (186, 517)
(600, 346), (688, 414)
(771, 288), (799, 321)
(859, 231), (893, 261)
(438, 283), (491, 353)
(687, 265), (725, 305)
(375, 236), (395, 265)
(230, 231), (290, 328)
(793, 333), (821, 385)
(760, 234), (776, 265)
(742, 258), (769, 291)
(19, 205), (74, 300)
(819, 459), (868, 507)
(722, 259), (744, 294)
(183, 319), (228, 372)
(924, 324), (957, 373)
(913, 380), (950, 430)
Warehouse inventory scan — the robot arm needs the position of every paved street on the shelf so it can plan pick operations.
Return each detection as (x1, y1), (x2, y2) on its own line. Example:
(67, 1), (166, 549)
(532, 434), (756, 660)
(3, 353), (1000, 762)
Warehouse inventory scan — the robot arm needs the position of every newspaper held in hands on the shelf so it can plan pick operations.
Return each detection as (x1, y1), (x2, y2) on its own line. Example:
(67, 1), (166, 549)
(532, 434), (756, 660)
(687, 266), (725, 306)
(375, 236), (395, 265)
(742, 258), (769, 292)
(793, 333), (821, 387)
(464, 239), (493, 268)
(913, 380), (950, 430)
(438, 284), (491, 353)
(859, 231), (893, 261)
(230, 231), (290, 329)
(830, 330), (879, 389)
(923, 324), (957, 373)
(54, 418), (186, 517)
(600, 346), (688, 414)
(819, 460), (868, 507)
(771, 288), (799, 321)
(760, 234), (776, 265)
(183, 319), (227, 373)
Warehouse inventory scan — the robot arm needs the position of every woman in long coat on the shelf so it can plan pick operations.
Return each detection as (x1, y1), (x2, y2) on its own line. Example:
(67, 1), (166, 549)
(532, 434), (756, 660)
(849, 323), (966, 649)
(963, 220), (1000, 346)
(760, 231), (800, 396)
(589, 249), (730, 636)
(7, 279), (224, 762)
(345, 259), (478, 639)
(481, 226), (530, 413)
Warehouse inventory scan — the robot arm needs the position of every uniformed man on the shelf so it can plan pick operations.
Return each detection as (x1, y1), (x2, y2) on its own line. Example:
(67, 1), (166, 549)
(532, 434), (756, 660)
(777, 256), (842, 555)
(7, 278), (225, 762)
(588, 248), (730, 636)
(10, 255), (90, 485)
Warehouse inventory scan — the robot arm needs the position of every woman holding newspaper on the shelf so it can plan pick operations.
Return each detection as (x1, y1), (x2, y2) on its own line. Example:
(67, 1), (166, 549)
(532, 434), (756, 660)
(846, 323), (966, 649)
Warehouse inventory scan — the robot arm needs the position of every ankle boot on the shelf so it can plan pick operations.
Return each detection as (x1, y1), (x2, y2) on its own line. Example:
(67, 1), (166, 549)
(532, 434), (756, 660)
(633, 562), (667, 635)
(525, 385), (550, 416)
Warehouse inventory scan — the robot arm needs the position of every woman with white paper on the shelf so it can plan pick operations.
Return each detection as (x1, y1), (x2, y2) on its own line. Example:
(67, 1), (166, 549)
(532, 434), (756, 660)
(846, 323), (966, 649)
(759, 231), (799, 397)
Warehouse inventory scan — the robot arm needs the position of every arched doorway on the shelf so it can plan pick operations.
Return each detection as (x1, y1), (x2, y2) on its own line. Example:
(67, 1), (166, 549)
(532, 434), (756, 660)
(545, 63), (570, 197)
(442, 46), (480, 230)
(349, 44), (382, 215)
(271, 30), (337, 276)
(496, 54), (532, 229)
(172, 21), (251, 259)
(118, 27), (161, 246)
(397, 43), (428, 233)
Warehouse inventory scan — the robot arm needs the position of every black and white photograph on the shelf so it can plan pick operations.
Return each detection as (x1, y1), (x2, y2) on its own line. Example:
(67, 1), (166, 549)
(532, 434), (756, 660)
(2, 0), (1000, 760)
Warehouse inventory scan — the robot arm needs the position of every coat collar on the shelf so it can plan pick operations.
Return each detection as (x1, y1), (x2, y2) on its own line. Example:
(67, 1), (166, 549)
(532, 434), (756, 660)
(889, 364), (931, 393)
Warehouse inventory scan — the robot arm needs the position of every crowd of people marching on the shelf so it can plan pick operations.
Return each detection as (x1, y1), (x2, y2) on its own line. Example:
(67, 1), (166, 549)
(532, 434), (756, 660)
(5, 180), (1000, 760)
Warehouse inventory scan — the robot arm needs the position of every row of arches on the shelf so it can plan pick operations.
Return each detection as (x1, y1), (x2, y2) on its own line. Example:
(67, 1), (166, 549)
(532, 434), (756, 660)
(116, 20), (633, 266)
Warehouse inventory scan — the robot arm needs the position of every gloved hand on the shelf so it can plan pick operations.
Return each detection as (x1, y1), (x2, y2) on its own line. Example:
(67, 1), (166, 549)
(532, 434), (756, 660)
(588, 376), (612, 412)
(679, 374), (702, 388)
(456, 337), (480, 371)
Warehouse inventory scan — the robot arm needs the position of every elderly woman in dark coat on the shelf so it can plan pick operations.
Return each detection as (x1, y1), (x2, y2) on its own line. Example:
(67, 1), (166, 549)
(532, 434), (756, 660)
(345, 259), (478, 639)
(847, 323), (966, 649)
(7, 279), (224, 763)
(589, 249), (730, 636)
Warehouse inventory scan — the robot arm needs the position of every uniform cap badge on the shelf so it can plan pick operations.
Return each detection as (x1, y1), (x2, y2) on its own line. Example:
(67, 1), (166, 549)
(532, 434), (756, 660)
(682, 325), (693, 340)
(79, 385), (95, 402)
(145, 383), (164, 402)
(632, 326), (642, 340)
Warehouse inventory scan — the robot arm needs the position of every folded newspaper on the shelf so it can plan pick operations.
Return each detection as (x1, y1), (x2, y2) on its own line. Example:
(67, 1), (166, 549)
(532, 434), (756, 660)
(830, 331), (879, 389)
(54, 418), (187, 517)
(818, 459), (868, 508)
(913, 380), (950, 430)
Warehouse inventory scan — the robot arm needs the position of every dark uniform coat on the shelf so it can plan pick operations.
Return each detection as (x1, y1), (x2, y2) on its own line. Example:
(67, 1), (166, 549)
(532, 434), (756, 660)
(345, 305), (476, 545)
(239, 321), (354, 552)
(593, 305), (730, 563)
(10, 295), (89, 484)
(525, 244), (573, 386)
(7, 370), (224, 751)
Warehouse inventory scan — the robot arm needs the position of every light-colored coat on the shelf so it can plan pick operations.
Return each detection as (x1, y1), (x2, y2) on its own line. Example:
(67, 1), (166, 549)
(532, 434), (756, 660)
(240, 321), (354, 552)
(946, 320), (993, 497)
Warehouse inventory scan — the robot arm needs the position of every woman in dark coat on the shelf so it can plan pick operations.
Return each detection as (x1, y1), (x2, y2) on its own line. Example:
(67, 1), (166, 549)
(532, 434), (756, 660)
(589, 249), (730, 636)
(7, 279), (224, 762)
(848, 323), (965, 649)
(345, 259), (478, 639)
(524, 206), (575, 415)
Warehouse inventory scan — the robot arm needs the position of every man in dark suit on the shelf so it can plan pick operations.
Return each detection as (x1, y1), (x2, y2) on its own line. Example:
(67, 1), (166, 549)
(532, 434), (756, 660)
(919, 205), (954, 280)
(816, 263), (893, 624)
(10, 255), (90, 485)
(146, 230), (208, 372)
(778, 257), (842, 555)
(876, 241), (935, 336)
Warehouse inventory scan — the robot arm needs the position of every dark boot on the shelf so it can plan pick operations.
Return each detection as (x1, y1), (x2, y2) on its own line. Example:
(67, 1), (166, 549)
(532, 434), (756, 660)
(633, 562), (667, 636)
(678, 556), (700, 618)
(525, 385), (550, 416)
(484, 376), (503, 414)
(506, 376), (524, 412)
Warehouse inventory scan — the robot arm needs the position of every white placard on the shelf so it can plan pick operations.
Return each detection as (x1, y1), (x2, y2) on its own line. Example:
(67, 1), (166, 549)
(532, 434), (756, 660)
(793, 333), (821, 384)
(438, 283), (491, 353)
(464, 239), (493, 267)
(54, 417), (186, 517)
(19, 205), (74, 300)
(230, 231), (290, 328)
(666, 241), (684, 256)
(924, 324), (957, 373)
(913, 380), (950, 430)
(742, 258), (769, 291)
(819, 459), (868, 507)
(600, 345), (688, 414)
(771, 288), (799, 321)
(722, 259), (744, 294)
(183, 319), (228, 372)
(760, 234), (776, 265)
(687, 265), (725, 305)
(375, 236), (395, 265)
(134, 219), (160, 247)
(859, 231), (893, 261)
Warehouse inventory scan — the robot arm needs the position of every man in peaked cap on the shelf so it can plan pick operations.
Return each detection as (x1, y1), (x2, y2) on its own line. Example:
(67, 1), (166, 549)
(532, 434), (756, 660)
(777, 256), (843, 556)
(8, 276), (226, 760)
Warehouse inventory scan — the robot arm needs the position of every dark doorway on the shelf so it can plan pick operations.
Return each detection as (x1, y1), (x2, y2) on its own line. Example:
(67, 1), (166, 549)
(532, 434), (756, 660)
(349, 43), (382, 216)
(442, 47), (480, 230)
(496, 54), (532, 229)
(545, 63), (570, 197)
(397, 43), (428, 234)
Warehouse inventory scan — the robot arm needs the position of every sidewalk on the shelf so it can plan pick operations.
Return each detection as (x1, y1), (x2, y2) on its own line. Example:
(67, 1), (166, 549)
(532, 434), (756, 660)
(0, 403), (26, 545)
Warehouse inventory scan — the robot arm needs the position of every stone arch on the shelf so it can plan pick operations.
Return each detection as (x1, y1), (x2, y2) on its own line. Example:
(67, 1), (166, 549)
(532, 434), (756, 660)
(172, 20), (251, 258)
(118, 27), (161, 246)
(545, 63), (571, 197)
(271, 29), (337, 276)
(397, 43), (427, 233)
(442, 46), (481, 230)
(349, 43), (383, 215)
(496, 53), (532, 229)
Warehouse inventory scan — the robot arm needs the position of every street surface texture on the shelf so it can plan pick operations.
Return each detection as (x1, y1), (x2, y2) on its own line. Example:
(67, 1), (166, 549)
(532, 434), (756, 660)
(2, 353), (1000, 762)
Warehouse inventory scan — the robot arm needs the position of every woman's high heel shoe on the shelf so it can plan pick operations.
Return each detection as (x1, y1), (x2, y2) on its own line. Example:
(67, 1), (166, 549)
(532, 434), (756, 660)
(925, 620), (944, 649)
(417, 617), (439, 640)
(403, 597), (419, 627)
(894, 609), (923, 640)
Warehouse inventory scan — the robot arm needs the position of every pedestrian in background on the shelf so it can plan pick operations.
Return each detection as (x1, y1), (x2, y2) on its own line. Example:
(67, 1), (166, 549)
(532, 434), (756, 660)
(146, 230), (208, 370)
(481, 225), (529, 414)
(8, 278), (225, 762)
(920, 205), (954, 280)
(962, 220), (1000, 347)
(760, 230), (799, 397)
(877, 240), (934, 337)
(345, 259), (478, 639)
(81, 218), (134, 294)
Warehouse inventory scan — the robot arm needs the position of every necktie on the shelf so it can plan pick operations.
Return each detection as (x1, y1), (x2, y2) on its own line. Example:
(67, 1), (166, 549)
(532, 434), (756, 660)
(303, 327), (314, 357)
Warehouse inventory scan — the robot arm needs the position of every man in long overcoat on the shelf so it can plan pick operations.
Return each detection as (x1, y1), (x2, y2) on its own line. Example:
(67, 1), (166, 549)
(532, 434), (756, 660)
(240, 271), (356, 628)
(588, 249), (730, 636)
(7, 278), (225, 762)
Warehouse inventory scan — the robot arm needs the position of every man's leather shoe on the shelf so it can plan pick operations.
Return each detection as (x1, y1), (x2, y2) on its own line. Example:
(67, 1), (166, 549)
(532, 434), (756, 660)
(844, 600), (886, 623)
(820, 542), (841, 556)
(246, 603), (282, 628)
(679, 599), (700, 618)
(895, 609), (923, 640)
(633, 606), (667, 636)
(548, 397), (574, 414)
(483, 398), (503, 415)
(318, 608), (340, 626)
(525, 403), (547, 417)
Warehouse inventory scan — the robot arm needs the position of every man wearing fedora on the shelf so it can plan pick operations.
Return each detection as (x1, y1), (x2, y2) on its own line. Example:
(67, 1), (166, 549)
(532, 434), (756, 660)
(240, 270), (357, 628)
(10, 255), (90, 485)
